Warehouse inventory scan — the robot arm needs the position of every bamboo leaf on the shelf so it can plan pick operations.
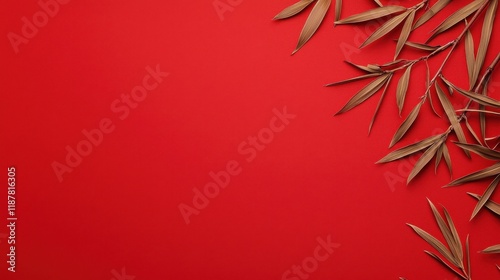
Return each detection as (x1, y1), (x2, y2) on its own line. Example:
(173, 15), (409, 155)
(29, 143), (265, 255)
(473, 0), (498, 87)
(326, 73), (382, 86)
(424, 251), (467, 279)
(404, 41), (440, 52)
(335, 6), (406, 24)
(361, 11), (410, 48)
(335, 0), (342, 22)
(293, 0), (331, 54)
(413, 0), (451, 30)
(407, 223), (460, 267)
(435, 144), (443, 174)
(454, 86), (500, 108)
(395, 10), (415, 60)
(435, 83), (470, 158)
(465, 22), (477, 89)
(369, 74), (393, 134)
(374, 0), (383, 7)
(443, 207), (463, 264)
(408, 139), (443, 183)
(464, 116), (483, 144)
(396, 64), (412, 115)
(454, 142), (500, 160)
(481, 244), (500, 254)
(427, 199), (462, 264)
(471, 175), (500, 220)
(343, 60), (380, 73)
(390, 101), (423, 148)
(466, 235), (471, 278)
(274, 0), (315, 19)
(468, 192), (500, 216)
(442, 144), (453, 176)
(448, 163), (500, 186)
(378, 134), (444, 163)
(335, 74), (390, 114)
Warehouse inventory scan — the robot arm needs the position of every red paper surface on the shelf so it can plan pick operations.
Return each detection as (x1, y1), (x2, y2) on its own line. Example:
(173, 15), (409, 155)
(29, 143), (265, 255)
(1, 0), (499, 279)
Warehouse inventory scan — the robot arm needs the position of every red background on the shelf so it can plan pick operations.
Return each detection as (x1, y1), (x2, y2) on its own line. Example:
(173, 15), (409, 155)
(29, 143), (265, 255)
(1, 0), (499, 279)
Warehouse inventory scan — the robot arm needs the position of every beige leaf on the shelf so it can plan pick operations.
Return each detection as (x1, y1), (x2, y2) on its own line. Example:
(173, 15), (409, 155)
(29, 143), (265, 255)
(374, 0), (383, 7)
(335, 6), (406, 24)
(471, 175), (500, 220)
(408, 139), (443, 183)
(473, 0), (498, 87)
(443, 207), (463, 264)
(395, 10), (415, 59)
(413, 0), (451, 30)
(378, 134), (444, 163)
(293, 0), (331, 54)
(465, 22), (476, 89)
(448, 163), (500, 186)
(454, 86), (500, 108)
(274, 0), (315, 19)
(396, 64), (412, 115)
(326, 73), (382, 86)
(468, 192), (500, 216)
(481, 244), (500, 254)
(435, 144), (443, 174)
(344, 60), (380, 73)
(405, 41), (441, 52)
(361, 11), (410, 48)
(435, 83), (470, 158)
(442, 144), (453, 176)
(390, 101), (423, 147)
(369, 74), (393, 134)
(464, 116), (483, 144)
(335, 0), (342, 22)
(427, 199), (462, 264)
(335, 74), (390, 114)
(466, 235), (471, 278)
(407, 223), (460, 267)
(454, 142), (500, 160)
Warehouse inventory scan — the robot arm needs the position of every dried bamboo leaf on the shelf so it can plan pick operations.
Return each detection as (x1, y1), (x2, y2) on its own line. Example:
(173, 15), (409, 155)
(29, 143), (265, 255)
(344, 60), (380, 73)
(466, 235), (471, 278)
(404, 41), (441, 52)
(471, 175), (500, 220)
(454, 86), (500, 108)
(374, 0), (383, 7)
(480, 83), (488, 141)
(435, 144), (443, 174)
(395, 10), (415, 60)
(369, 74), (393, 134)
(407, 223), (460, 267)
(440, 75), (454, 95)
(468, 192), (500, 216)
(427, 199), (462, 264)
(435, 83), (470, 158)
(361, 11), (410, 48)
(326, 73), (382, 86)
(424, 251), (467, 279)
(473, 0), (498, 86)
(378, 134), (444, 163)
(335, 0), (342, 22)
(335, 6), (406, 24)
(464, 116), (483, 144)
(408, 139), (443, 183)
(396, 64), (412, 115)
(457, 108), (500, 115)
(429, 0), (486, 42)
(454, 142), (500, 160)
(274, 0), (315, 19)
(442, 144), (453, 176)
(390, 101), (423, 148)
(443, 207), (463, 264)
(293, 0), (331, 54)
(335, 74), (390, 114)
(465, 22), (477, 89)
(448, 163), (500, 186)
(413, 0), (451, 30)
(481, 244), (500, 254)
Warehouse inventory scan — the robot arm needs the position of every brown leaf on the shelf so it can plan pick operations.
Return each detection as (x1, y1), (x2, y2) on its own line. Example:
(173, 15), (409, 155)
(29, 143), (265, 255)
(369, 74), (393, 134)
(454, 142), (500, 160)
(448, 163), (500, 186)
(464, 116), (483, 144)
(378, 134), (444, 163)
(427, 199), (462, 264)
(361, 11), (410, 48)
(343, 60), (380, 73)
(407, 223), (460, 267)
(454, 86), (500, 108)
(481, 244), (500, 254)
(424, 251), (467, 279)
(274, 0), (315, 19)
(443, 207), (463, 264)
(466, 235), (471, 278)
(408, 139), (443, 183)
(429, 0), (486, 42)
(435, 144), (443, 174)
(335, 0), (342, 22)
(435, 83), (470, 158)
(335, 6), (406, 24)
(293, 0), (331, 54)
(404, 41), (441, 52)
(374, 0), (383, 7)
(468, 192), (500, 216)
(396, 64), (412, 115)
(442, 144), (453, 176)
(413, 0), (451, 30)
(473, 0), (498, 87)
(471, 175), (500, 220)
(395, 10), (415, 59)
(335, 74), (390, 114)
(465, 22), (476, 89)
(390, 101), (423, 147)
(326, 73), (382, 86)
